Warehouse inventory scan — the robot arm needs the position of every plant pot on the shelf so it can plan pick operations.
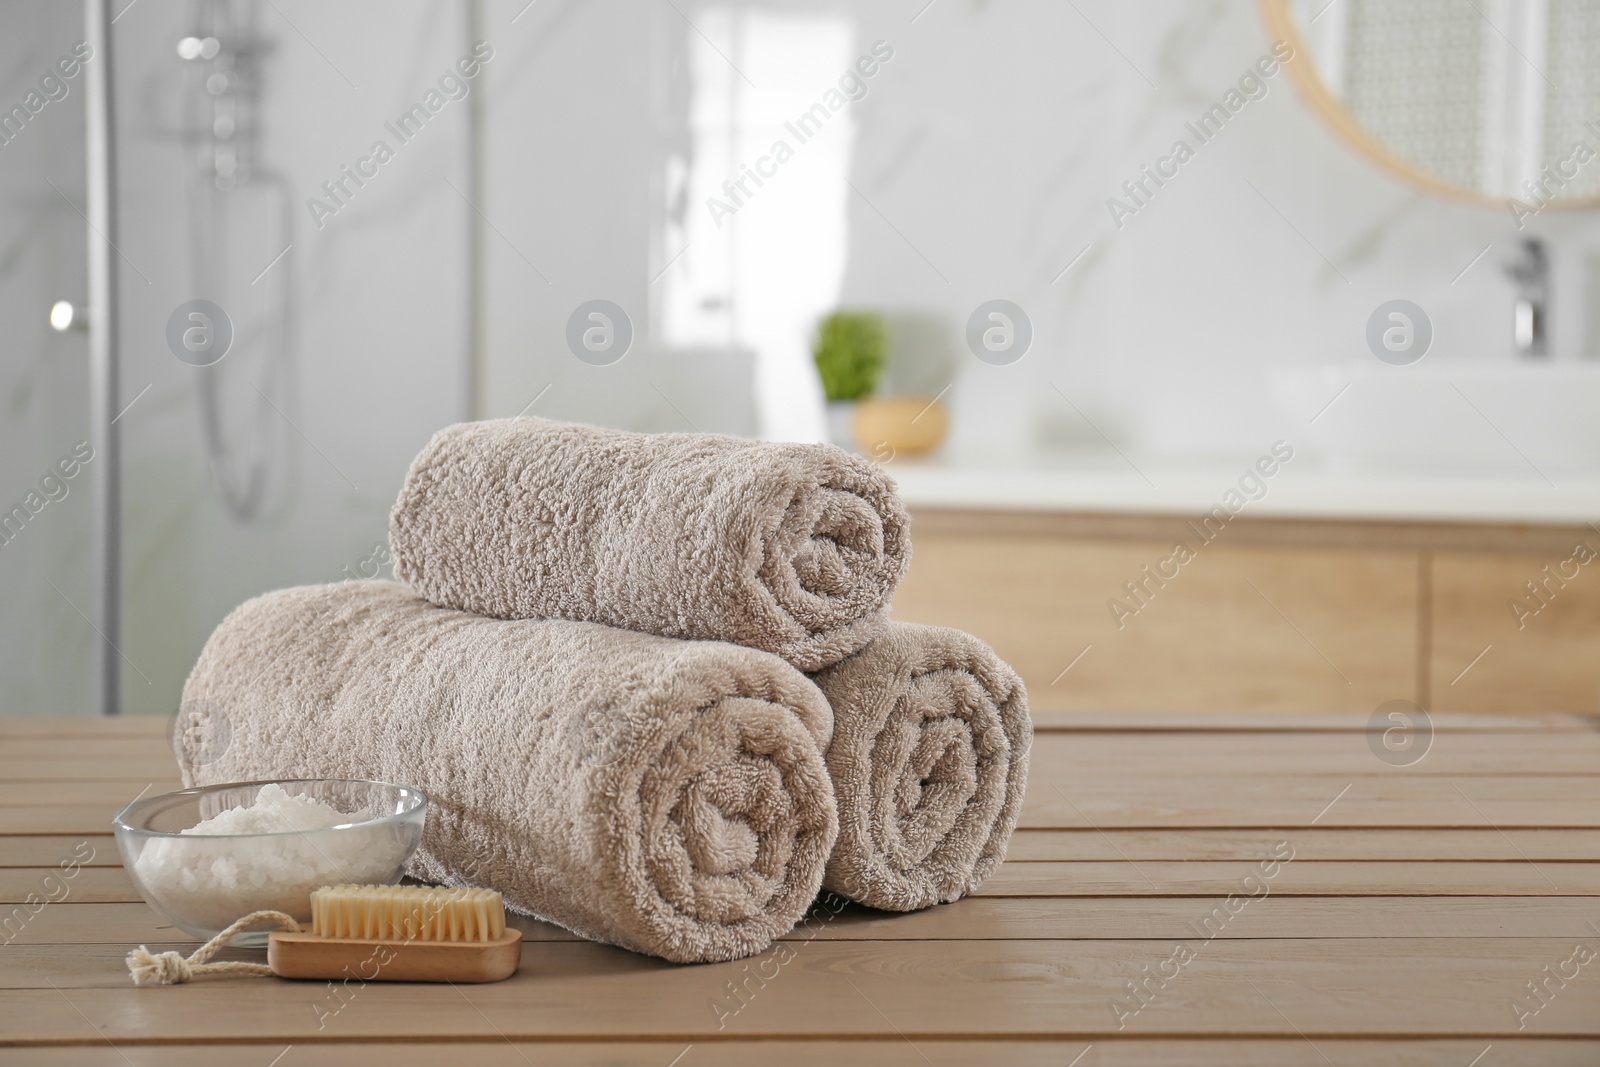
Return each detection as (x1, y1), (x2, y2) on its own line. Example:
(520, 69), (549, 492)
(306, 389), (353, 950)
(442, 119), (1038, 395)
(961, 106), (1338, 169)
(852, 394), (949, 458)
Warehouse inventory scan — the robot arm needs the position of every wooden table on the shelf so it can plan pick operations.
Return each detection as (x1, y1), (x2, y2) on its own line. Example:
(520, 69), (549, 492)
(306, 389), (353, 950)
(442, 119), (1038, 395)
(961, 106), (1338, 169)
(3, 712), (1598, 1065)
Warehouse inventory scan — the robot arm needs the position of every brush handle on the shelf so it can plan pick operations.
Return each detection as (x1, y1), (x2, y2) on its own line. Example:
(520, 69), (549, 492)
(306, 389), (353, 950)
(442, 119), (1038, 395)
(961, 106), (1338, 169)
(267, 929), (522, 983)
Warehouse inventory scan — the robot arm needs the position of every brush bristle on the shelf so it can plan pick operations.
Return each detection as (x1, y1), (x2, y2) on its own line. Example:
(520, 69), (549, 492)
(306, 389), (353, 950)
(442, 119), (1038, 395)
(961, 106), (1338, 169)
(310, 884), (507, 942)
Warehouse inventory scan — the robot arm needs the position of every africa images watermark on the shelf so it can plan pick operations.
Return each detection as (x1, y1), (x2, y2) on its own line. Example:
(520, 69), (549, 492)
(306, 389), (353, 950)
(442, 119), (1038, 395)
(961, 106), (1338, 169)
(1106, 441), (1296, 629)
(1507, 123), (1600, 229)
(0, 441), (96, 550)
(339, 540), (392, 583)
(1508, 525), (1600, 631)
(0, 40), (94, 148)
(705, 40), (895, 228)
(306, 42), (494, 230)
(708, 890), (848, 1029)
(1367, 701), (1433, 768)
(1106, 40), (1295, 229)
(1110, 840), (1297, 1030)
(0, 841), (97, 945)
(1509, 921), (1600, 1031)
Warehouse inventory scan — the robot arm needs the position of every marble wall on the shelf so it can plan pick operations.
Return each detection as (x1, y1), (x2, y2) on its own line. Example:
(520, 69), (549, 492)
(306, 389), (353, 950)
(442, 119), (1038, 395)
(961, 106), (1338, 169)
(477, 0), (1600, 459)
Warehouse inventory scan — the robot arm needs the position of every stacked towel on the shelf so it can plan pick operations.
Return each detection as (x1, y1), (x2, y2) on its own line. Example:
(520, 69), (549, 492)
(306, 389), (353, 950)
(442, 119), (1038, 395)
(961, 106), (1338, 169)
(812, 622), (1030, 911)
(181, 417), (1029, 963)
(390, 417), (912, 671)
(179, 581), (838, 964)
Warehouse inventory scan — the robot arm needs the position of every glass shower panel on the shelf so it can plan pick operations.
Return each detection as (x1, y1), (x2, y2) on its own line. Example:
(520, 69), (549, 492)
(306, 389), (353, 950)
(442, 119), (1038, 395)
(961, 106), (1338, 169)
(0, 3), (96, 717)
(0, 1), (472, 718)
(110, 0), (473, 717)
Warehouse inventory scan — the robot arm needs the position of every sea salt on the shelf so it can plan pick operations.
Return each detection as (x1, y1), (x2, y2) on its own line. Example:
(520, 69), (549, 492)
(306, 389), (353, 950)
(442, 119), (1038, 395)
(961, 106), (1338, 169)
(132, 784), (405, 933)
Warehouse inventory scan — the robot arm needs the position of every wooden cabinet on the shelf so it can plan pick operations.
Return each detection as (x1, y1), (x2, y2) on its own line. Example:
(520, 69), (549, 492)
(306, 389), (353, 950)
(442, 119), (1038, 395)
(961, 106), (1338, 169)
(892, 509), (1600, 713)
(1432, 550), (1600, 712)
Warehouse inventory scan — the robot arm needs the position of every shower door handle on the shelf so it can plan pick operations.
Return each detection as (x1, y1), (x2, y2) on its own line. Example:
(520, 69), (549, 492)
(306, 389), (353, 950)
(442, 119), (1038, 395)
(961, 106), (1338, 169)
(50, 299), (91, 332)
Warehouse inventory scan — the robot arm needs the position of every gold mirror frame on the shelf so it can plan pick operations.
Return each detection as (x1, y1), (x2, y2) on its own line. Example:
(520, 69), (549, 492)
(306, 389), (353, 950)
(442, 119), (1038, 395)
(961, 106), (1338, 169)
(1258, 0), (1600, 212)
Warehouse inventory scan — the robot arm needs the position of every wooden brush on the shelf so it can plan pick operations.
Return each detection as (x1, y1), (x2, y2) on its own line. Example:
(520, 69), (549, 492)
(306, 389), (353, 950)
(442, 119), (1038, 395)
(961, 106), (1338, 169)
(267, 884), (522, 983)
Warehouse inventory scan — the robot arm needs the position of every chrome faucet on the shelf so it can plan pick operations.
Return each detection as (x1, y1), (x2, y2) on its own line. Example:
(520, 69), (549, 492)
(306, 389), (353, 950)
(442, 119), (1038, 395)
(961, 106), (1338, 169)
(1503, 237), (1549, 358)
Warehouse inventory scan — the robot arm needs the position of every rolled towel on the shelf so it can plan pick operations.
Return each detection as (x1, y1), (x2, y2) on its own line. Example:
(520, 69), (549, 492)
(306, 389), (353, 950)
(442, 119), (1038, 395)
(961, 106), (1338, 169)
(177, 580), (838, 964)
(810, 622), (1030, 911)
(389, 417), (912, 671)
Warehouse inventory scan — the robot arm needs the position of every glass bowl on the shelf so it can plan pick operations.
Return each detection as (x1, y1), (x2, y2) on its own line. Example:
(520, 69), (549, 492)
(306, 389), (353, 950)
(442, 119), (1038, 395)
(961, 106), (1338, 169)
(114, 779), (427, 946)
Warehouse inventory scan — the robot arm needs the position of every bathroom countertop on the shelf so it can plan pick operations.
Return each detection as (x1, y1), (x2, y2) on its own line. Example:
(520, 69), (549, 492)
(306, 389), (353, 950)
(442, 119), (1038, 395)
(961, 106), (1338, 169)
(887, 449), (1600, 526)
(7, 712), (1597, 1058)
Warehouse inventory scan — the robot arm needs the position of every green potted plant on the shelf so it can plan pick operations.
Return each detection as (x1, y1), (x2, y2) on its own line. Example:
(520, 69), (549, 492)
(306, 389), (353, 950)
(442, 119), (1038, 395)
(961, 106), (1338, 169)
(812, 310), (887, 449)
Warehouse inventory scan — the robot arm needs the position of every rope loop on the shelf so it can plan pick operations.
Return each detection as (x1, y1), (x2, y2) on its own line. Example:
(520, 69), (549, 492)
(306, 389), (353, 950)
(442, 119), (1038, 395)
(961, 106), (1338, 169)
(127, 909), (302, 986)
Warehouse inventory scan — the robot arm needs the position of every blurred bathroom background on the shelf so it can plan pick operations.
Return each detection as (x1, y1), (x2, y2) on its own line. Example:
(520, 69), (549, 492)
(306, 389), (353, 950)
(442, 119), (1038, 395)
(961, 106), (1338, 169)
(4, 0), (1599, 717)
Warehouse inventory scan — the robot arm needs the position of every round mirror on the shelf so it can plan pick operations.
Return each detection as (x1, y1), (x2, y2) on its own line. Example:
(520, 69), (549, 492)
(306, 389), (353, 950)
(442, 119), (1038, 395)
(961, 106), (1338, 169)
(1261, 0), (1600, 215)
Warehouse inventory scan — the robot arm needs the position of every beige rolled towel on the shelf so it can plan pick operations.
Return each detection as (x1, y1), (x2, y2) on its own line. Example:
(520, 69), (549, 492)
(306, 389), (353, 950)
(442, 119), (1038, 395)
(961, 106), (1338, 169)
(389, 417), (911, 671)
(177, 581), (838, 964)
(811, 622), (1030, 911)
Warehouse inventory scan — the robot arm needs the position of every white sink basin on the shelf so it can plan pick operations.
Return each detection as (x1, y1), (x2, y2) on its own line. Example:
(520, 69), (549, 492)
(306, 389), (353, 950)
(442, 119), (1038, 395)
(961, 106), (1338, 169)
(1269, 362), (1600, 478)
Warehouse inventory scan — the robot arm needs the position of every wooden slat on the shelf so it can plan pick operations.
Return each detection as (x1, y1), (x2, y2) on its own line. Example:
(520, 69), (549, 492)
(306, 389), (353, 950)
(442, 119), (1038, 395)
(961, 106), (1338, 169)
(12, 737), (1599, 795)
(0, 717), (168, 738)
(10, 732), (1600, 790)
(0, 738), (177, 758)
(3, 710), (1594, 738)
(0, 781), (182, 806)
(0, 902), (570, 948)
(1044, 774), (1600, 801)
(1031, 710), (1600, 731)
(7, 860), (1596, 908)
(811, 895), (1600, 940)
(1029, 731), (1600, 775)
(7, 777), (1599, 835)
(10, 1040), (1600, 1067)
(977, 860), (1597, 896)
(1026, 775), (1600, 828)
(5, 896), (1595, 954)
(1004, 828), (1600, 862)
(0, 836), (117, 867)
(2, 868), (144, 904)
(0, 807), (160, 835)
(0, 758), (180, 783)
(2, 939), (1596, 1038)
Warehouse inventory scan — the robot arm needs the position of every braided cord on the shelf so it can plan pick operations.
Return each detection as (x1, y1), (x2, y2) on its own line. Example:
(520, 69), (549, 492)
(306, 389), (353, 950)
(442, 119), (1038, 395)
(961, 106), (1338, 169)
(127, 910), (302, 986)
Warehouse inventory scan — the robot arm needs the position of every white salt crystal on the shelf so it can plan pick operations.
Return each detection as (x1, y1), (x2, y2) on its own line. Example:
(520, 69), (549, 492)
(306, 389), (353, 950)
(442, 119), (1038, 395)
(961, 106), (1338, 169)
(180, 783), (351, 836)
(132, 784), (406, 933)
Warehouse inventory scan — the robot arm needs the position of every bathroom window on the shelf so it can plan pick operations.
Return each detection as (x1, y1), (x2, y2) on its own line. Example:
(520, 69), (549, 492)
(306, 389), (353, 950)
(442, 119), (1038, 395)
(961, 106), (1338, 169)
(658, 5), (852, 442)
